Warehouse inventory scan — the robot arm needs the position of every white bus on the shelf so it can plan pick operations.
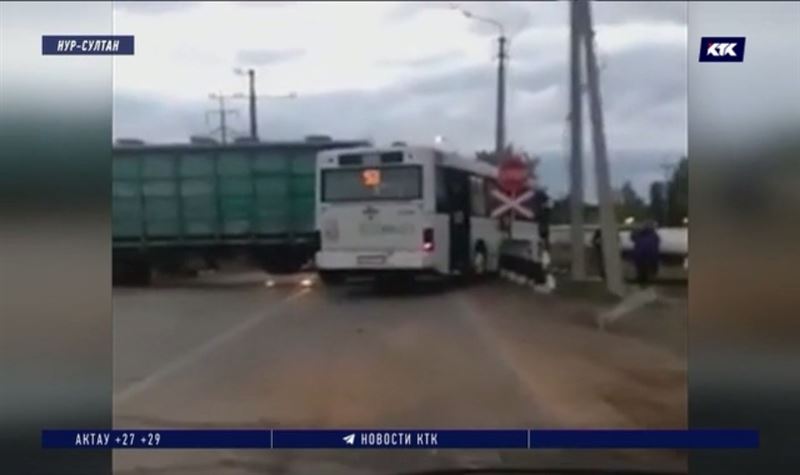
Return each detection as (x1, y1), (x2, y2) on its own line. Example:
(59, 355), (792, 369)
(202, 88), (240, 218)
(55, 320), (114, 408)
(314, 145), (543, 284)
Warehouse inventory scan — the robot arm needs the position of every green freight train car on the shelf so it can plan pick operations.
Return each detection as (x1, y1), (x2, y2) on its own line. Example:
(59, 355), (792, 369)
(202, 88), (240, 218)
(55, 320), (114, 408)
(113, 138), (368, 284)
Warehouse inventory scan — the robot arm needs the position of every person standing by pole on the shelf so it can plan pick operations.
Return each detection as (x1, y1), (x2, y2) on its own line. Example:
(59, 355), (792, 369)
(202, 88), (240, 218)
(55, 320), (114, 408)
(631, 220), (661, 287)
(534, 188), (551, 252)
(592, 227), (604, 280)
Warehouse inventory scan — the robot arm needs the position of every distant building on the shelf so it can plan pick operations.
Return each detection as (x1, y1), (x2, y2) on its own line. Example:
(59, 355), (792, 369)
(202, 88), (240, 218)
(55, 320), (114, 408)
(304, 135), (332, 143)
(115, 138), (145, 146)
(189, 135), (218, 145)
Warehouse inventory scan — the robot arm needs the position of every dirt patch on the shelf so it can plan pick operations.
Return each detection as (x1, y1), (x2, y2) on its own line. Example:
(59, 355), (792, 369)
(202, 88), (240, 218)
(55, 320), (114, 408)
(464, 282), (687, 430)
(601, 364), (687, 429)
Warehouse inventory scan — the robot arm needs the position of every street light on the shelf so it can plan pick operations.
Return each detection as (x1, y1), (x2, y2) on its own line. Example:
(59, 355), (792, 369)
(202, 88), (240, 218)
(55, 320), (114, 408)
(233, 67), (298, 141)
(454, 7), (505, 36)
(450, 4), (508, 156)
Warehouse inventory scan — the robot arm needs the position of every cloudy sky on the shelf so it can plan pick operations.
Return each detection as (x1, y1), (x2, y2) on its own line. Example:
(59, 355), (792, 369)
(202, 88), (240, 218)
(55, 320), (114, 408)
(112, 1), (687, 197)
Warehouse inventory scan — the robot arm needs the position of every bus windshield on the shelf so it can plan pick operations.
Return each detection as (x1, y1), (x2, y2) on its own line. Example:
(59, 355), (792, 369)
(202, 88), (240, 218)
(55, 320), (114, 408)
(322, 166), (422, 202)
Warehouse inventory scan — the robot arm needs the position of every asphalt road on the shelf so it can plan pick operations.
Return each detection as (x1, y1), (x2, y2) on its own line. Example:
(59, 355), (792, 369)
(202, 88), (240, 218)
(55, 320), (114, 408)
(113, 272), (687, 475)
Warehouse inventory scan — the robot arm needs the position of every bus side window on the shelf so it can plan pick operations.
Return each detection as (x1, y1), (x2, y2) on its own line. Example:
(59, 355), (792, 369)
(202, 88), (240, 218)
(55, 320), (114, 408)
(485, 179), (498, 216)
(436, 167), (449, 213)
(470, 175), (486, 217)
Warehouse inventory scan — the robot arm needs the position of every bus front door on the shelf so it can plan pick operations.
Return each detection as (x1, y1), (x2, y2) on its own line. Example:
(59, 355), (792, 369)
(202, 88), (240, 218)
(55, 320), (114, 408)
(446, 169), (471, 274)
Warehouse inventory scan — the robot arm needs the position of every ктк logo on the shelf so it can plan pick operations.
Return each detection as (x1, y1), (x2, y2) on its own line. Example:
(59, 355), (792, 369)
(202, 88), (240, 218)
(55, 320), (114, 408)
(699, 37), (745, 62)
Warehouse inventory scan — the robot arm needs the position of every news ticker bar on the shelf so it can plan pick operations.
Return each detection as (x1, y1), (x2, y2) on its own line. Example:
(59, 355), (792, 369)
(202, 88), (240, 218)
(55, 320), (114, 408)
(42, 429), (758, 449)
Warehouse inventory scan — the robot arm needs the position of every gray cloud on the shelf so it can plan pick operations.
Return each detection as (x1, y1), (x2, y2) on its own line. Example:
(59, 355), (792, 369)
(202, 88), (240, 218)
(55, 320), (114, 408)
(461, 4), (535, 37)
(119, 46), (683, 146)
(235, 48), (305, 66)
(387, 2), (686, 37)
(401, 65), (494, 96)
(387, 2), (453, 22)
(114, 1), (687, 197)
(235, 1), (298, 8)
(592, 2), (688, 26)
(115, 72), (684, 197)
(114, 1), (199, 15)
(389, 2), (536, 37)
(114, 93), (214, 143)
(378, 50), (466, 69)
(510, 63), (566, 96)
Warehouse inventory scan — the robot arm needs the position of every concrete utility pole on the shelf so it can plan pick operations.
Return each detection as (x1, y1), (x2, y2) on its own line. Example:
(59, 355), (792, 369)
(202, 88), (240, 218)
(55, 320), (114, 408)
(495, 34), (508, 156)
(207, 92), (239, 144)
(579, 0), (625, 296)
(247, 69), (257, 140)
(569, 0), (587, 280)
(451, 4), (507, 156)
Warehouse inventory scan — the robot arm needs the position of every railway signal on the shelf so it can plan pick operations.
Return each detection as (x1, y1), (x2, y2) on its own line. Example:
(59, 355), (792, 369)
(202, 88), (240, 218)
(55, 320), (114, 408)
(490, 188), (534, 219)
(491, 154), (533, 219)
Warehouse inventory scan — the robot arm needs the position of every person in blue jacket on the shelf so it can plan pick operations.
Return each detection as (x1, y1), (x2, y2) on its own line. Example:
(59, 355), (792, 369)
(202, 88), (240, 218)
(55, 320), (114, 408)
(631, 220), (661, 287)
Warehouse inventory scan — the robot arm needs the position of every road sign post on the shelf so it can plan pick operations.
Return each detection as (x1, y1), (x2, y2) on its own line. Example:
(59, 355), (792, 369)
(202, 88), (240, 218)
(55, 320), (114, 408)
(497, 155), (528, 196)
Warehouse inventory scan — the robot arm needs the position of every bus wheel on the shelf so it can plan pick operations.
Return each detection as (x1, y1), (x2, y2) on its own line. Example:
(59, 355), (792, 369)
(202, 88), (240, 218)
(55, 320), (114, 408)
(318, 270), (345, 286)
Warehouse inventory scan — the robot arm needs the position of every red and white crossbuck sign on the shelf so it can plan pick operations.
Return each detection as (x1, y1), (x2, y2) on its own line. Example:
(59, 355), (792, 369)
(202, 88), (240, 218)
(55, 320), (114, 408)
(490, 188), (534, 219)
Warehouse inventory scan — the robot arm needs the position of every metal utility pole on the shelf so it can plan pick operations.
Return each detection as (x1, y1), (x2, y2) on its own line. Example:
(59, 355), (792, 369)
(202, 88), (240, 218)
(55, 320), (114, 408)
(234, 67), (298, 142)
(234, 68), (258, 140)
(579, 0), (625, 296)
(495, 34), (508, 156)
(207, 92), (239, 144)
(569, 0), (587, 280)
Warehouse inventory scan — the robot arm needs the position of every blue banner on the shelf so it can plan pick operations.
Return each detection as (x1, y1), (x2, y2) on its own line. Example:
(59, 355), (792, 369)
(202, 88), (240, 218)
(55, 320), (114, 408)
(42, 430), (269, 449)
(530, 430), (759, 449)
(273, 430), (528, 449)
(42, 429), (759, 449)
(42, 35), (134, 55)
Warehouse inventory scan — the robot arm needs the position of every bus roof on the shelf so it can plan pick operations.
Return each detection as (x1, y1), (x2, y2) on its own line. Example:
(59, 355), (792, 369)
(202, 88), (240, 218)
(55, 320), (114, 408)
(319, 145), (499, 180)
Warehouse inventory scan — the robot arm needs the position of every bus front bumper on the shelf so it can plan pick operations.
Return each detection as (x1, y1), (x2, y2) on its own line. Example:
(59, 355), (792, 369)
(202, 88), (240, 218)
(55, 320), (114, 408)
(315, 250), (436, 271)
